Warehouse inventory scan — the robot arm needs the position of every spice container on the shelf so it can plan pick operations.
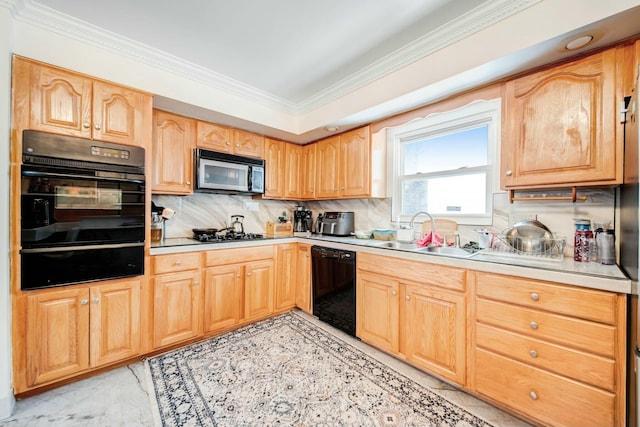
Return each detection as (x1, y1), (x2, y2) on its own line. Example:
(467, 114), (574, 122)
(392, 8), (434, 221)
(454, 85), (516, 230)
(573, 219), (592, 262)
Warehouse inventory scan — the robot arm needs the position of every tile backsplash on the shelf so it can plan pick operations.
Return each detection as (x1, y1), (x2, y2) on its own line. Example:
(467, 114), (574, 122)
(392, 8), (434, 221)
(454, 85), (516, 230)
(154, 188), (615, 255)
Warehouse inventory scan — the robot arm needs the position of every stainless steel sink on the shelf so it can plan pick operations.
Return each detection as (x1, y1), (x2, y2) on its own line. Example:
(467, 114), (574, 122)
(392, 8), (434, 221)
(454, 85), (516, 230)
(372, 241), (419, 250)
(416, 245), (477, 258)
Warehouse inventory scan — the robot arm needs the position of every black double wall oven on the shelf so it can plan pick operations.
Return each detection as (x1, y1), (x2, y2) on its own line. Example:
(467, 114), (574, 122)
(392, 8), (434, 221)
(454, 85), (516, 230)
(20, 130), (146, 290)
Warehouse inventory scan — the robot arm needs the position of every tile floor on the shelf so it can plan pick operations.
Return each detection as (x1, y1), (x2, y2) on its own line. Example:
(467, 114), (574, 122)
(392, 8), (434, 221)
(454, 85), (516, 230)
(0, 312), (532, 427)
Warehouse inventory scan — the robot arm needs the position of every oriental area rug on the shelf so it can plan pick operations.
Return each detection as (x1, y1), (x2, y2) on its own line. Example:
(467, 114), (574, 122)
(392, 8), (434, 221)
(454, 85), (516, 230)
(145, 311), (494, 427)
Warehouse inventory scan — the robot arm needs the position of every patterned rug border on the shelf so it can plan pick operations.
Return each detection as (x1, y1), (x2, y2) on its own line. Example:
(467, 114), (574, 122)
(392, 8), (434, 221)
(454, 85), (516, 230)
(145, 311), (495, 427)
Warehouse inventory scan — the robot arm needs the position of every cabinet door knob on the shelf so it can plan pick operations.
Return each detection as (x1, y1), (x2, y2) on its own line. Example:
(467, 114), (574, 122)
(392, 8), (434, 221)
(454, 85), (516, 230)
(391, 290), (397, 296)
(529, 350), (538, 358)
(405, 295), (410, 301)
(80, 299), (88, 305)
(529, 391), (538, 400)
(236, 143), (240, 147)
(94, 123), (101, 130)
(505, 170), (513, 176)
(530, 293), (539, 301)
(186, 181), (191, 185)
(92, 298), (100, 303)
(341, 186), (345, 190)
(226, 142), (231, 145)
(247, 272), (252, 276)
(194, 281), (200, 286)
(82, 122), (91, 129)
(236, 274), (241, 278)
(530, 321), (539, 330)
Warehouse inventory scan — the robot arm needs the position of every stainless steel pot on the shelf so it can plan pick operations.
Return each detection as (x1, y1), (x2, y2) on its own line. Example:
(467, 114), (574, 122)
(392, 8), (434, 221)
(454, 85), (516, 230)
(502, 220), (553, 254)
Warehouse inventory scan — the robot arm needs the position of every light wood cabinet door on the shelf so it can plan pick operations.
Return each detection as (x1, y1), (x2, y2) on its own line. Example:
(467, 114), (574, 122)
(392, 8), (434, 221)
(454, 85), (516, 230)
(302, 143), (316, 199)
(152, 110), (195, 195)
(275, 244), (297, 310)
(233, 129), (264, 158)
(29, 64), (92, 138)
(244, 259), (274, 322)
(340, 126), (370, 197)
(356, 271), (400, 354)
(203, 265), (243, 334)
(502, 49), (618, 188)
(295, 244), (312, 313)
(89, 279), (141, 367)
(263, 138), (285, 198)
(404, 284), (466, 385)
(91, 81), (148, 146)
(315, 136), (340, 198)
(153, 270), (202, 349)
(25, 288), (90, 387)
(196, 121), (232, 152)
(284, 143), (303, 199)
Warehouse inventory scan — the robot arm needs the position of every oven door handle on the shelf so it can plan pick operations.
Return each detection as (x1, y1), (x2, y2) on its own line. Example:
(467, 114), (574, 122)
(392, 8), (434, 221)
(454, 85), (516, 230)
(21, 242), (144, 254)
(22, 170), (145, 184)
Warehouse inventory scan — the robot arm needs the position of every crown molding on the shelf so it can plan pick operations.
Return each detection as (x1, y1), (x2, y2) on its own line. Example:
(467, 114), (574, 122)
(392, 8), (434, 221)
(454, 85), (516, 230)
(4, 0), (540, 115)
(297, 0), (541, 113)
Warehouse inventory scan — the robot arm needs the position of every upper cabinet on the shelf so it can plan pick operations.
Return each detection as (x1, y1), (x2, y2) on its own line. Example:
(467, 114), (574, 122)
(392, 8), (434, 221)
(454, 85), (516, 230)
(313, 126), (385, 200)
(501, 49), (620, 189)
(13, 57), (152, 148)
(196, 121), (231, 152)
(152, 110), (195, 195)
(233, 129), (264, 158)
(263, 138), (286, 198)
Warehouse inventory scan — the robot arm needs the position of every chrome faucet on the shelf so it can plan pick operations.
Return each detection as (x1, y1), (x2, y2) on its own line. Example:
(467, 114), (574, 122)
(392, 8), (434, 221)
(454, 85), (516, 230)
(409, 211), (436, 245)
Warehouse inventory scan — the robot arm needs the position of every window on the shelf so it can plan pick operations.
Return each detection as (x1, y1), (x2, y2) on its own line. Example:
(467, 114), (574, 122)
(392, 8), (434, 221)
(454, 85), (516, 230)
(388, 99), (500, 226)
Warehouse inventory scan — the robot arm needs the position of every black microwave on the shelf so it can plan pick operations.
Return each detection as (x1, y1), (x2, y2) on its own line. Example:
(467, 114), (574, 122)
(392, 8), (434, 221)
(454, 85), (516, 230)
(194, 149), (265, 195)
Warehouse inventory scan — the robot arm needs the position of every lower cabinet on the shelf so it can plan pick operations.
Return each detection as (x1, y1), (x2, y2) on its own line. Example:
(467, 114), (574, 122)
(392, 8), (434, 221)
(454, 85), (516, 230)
(295, 243), (312, 313)
(471, 272), (626, 427)
(356, 253), (467, 386)
(152, 252), (202, 349)
(22, 278), (141, 390)
(275, 243), (297, 311)
(203, 246), (275, 334)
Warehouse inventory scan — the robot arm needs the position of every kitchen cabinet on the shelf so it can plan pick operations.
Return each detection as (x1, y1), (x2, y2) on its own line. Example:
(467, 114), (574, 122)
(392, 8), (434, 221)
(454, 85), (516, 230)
(22, 278), (141, 390)
(152, 252), (202, 349)
(501, 49), (620, 189)
(13, 57), (151, 147)
(356, 253), (466, 385)
(295, 243), (312, 313)
(151, 110), (196, 195)
(204, 246), (275, 334)
(301, 143), (317, 199)
(284, 143), (303, 199)
(263, 138), (285, 198)
(275, 244), (297, 311)
(313, 126), (384, 199)
(195, 121), (264, 158)
(471, 272), (626, 427)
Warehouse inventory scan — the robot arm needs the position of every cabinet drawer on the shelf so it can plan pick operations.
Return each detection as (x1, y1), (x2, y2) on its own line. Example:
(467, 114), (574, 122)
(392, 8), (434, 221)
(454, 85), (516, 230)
(475, 349), (615, 427)
(475, 273), (617, 324)
(476, 323), (615, 391)
(476, 299), (615, 357)
(358, 253), (465, 291)
(153, 252), (201, 274)
(205, 246), (274, 267)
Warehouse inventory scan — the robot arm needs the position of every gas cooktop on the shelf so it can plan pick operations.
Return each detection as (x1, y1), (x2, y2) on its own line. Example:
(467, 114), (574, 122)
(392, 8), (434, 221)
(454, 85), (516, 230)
(191, 230), (264, 243)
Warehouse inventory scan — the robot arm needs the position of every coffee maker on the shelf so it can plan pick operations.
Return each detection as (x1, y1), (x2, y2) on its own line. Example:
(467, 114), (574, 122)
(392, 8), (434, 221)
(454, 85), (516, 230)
(293, 206), (313, 233)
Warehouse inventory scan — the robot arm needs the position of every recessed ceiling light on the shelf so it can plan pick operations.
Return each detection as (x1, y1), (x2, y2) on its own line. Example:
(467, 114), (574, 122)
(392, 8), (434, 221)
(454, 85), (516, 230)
(565, 35), (593, 51)
(324, 126), (339, 132)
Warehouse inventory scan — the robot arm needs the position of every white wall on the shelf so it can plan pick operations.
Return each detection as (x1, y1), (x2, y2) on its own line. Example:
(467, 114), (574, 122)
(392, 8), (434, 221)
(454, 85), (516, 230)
(0, 5), (15, 420)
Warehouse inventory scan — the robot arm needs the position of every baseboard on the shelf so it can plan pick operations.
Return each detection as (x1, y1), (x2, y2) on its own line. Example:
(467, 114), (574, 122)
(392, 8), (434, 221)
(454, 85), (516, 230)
(0, 390), (15, 420)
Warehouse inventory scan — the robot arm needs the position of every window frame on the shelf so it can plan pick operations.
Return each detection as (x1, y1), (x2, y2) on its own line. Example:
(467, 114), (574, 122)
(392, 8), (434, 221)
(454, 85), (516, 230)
(387, 98), (501, 226)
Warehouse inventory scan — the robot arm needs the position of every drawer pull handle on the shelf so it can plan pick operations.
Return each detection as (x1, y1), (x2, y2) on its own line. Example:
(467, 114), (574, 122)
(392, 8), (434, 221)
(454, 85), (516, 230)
(529, 391), (538, 400)
(530, 321), (538, 330)
(175, 261), (182, 266)
(529, 350), (538, 358)
(530, 293), (539, 301)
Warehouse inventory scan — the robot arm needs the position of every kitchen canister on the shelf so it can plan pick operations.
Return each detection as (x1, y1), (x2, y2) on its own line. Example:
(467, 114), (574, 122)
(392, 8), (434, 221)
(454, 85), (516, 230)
(573, 219), (592, 262)
(597, 229), (616, 265)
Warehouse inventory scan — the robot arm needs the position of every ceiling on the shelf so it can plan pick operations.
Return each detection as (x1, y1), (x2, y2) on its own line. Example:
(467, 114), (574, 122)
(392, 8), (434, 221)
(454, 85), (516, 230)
(16, 0), (640, 142)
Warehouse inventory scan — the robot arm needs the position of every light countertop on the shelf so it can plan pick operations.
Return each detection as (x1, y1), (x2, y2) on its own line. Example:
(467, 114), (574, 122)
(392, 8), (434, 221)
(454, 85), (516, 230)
(151, 234), (633, 295)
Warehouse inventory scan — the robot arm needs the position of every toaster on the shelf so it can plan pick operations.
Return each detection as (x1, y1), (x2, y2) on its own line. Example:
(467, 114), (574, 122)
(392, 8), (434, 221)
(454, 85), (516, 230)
(318, 212), (354, 236)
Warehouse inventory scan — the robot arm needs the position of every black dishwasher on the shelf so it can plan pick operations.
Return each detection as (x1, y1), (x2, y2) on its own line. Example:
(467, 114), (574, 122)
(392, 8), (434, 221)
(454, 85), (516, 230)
(311, 245), (356, 337)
